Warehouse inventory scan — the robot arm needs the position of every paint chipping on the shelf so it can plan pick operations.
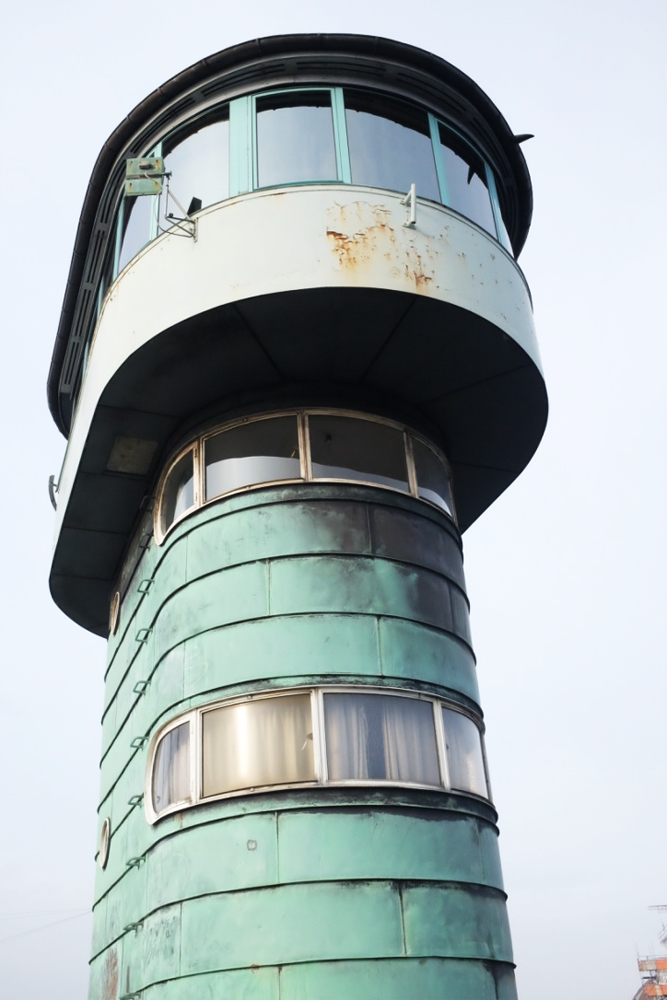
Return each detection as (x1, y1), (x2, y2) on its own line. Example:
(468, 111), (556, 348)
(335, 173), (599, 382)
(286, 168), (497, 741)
(326, 201), (435, 291)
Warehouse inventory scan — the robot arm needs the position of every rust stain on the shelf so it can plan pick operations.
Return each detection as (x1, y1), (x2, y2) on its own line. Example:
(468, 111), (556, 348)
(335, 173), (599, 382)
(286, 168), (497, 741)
(326, 200), (435, 291)
(102, 947), (119, 1000)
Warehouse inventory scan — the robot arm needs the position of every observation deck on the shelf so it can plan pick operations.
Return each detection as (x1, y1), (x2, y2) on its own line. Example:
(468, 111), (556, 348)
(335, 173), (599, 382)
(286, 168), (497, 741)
(48, 34), (546, 635)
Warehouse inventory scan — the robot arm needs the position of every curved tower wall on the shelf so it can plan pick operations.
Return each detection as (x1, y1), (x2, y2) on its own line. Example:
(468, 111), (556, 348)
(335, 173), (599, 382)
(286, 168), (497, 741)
(92, 487), (513, 998)
(47, 35), (546, 1000)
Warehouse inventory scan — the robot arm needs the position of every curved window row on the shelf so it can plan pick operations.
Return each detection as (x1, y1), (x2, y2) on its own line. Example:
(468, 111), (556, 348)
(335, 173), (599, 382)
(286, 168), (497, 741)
(156, 409), (455, 541)
(112, 85), (511, 284)
(146, 687), (489, 823)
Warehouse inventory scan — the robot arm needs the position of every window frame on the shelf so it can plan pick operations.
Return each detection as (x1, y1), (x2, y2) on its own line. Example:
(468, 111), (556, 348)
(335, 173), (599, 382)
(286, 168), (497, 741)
(157, 441), (199, 539)
(148, 712), (197, 817)
(145, 685), (489, 824)
(251, 87), (343, 190)
(154, 408), (456, 544)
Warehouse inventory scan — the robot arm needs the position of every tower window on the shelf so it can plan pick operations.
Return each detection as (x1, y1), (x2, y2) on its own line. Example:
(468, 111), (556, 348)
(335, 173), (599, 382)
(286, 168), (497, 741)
(155, 410), (455, 541)
(256, 91), (337, 187)
(158, 113), (230, 233)
(159, 446), (197, 540)
(202, 693), (315, 796)
(151, 720), (191, 813)
(146, 687), (489, 823)
(437, 122), (496, 237)
(324, 692), (440, 785)
(204, 415), (301, 502)
(308, 414), (409, 494)
(345, 90), (440, 203)
(442, 707), (488, 797)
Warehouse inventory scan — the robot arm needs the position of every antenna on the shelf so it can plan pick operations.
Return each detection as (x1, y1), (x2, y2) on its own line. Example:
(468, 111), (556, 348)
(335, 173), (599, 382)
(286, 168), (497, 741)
(650, 907), (667, 950)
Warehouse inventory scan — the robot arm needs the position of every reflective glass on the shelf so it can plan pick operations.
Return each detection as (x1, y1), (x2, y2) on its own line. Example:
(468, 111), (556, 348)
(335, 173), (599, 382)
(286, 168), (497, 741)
(202, 694), (315, 796)
(324, 693), (440, 784)
(161, 449), (195, 535)
(438, 124), (496, 235)
(256, 91), (337, 187)
(152, 722), (190, 812)
(442, 708), (488, 796)
(118, 193), (155, 273)
(345, 91), (439, 201)
(204, 417), (301, 500)
(309, 415), (408, 492)
(413, 438), (453, 514)
(159, 116), (229, 231)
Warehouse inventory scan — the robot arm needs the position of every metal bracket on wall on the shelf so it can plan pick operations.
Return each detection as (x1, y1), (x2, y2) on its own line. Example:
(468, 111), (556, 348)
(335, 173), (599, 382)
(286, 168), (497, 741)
(400, 183), (417, 227)
(130, 736), (148, 750)
(128, 794), (144, 809)
(137, 578), (153, 594)
(133, 680), (149, 695)
(123, 920), (144, 933)
(135, 628), (152, 643)
(138, 531), (152, 550)
(125, 855), (146, 870)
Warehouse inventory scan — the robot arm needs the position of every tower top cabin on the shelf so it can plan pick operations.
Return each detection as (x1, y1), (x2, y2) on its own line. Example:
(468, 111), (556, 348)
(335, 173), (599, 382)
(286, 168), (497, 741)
(48, 34), (546, 636)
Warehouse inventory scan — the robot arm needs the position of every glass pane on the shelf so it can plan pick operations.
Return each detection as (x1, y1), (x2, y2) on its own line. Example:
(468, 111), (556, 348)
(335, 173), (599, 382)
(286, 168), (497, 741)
(152, 722), (190, 812)
(345, 91), (439, 201)
(438, 124), (496, 236)
(309, 415), (408, 492)
(442, 708), (488, 797)
(256, 91), (337, 187)
(161, 449), (195, 535)
(118, 193), (155, 273)
(413, 437), (453, 515)
(202, 694), (315, 796)
(159, 116), (229, 231)
(324, 693), (440, 785)
(205, 417), (301, 500)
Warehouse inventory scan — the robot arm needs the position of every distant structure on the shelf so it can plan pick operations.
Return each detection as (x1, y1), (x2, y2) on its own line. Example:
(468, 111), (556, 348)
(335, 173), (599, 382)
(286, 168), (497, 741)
(633, 909), (667, 999)
(47, 35), (546, 999)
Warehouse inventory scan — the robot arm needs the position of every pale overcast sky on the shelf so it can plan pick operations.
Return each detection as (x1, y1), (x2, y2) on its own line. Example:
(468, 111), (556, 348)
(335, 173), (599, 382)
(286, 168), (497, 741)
(1, 1), (665, 998)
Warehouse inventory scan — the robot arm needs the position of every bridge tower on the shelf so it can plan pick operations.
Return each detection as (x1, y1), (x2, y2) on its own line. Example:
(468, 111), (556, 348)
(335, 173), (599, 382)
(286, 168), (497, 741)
(48, 34), (546, 999)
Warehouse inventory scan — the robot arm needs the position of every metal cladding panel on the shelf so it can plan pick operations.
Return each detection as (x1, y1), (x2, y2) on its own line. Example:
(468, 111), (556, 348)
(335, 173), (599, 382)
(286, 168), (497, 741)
(184, 499), (373, 578)
(269, 555), (470, 643)
(144, 814), (279, 912)
(277, 809), (502, 887)
(182, 614), (381, 700)
(179, 882), (405, 973)
(131, 904), (181, 990)
(281, 958), (517, 1000)
(124, 967), (280, 999)
(403, 884), (513, 960)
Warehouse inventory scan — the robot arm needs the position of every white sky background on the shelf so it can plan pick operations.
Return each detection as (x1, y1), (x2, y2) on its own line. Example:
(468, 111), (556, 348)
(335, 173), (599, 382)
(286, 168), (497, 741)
(0, 0), (665, 997)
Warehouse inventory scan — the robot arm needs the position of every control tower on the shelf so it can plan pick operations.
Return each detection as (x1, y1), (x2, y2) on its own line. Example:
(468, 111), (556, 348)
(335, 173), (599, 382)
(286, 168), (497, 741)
(48, 34), (546, 1000)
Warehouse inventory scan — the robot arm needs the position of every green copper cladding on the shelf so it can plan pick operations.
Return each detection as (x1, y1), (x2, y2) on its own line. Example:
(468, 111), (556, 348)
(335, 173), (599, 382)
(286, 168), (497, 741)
(92, 486), (513, 998)
(47, 33), (545, 1000)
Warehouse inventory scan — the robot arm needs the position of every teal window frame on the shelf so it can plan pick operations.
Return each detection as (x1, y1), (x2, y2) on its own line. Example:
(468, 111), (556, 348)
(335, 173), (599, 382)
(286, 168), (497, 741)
(430, 116), (509, 249)
(250, 87), (344, 191)
(229, 95), (252, 196)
